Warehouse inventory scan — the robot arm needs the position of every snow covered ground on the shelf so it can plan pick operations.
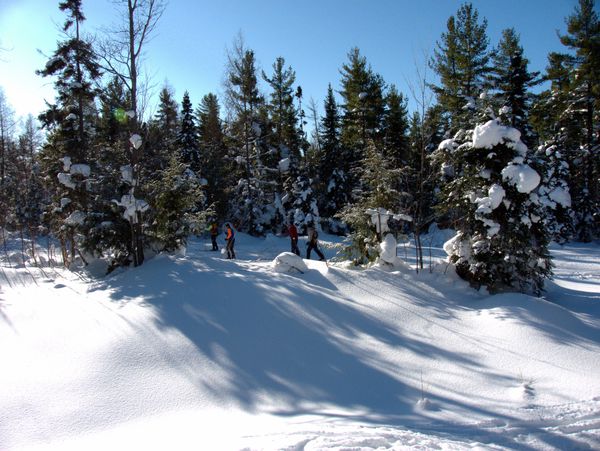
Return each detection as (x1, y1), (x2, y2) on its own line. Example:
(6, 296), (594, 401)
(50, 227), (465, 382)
(1, 231), (599, 450)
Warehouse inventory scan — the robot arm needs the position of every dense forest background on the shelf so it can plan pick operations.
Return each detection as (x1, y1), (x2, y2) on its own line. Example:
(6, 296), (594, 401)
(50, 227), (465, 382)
(0, 0), (598, 294)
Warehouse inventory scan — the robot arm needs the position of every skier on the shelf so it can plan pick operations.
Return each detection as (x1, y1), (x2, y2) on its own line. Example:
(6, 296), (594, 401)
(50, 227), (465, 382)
(225, 223), (236, 259)
(210, 221), (219, 251)
(288, 222), (300, 256)
(306, 222), (325, 261)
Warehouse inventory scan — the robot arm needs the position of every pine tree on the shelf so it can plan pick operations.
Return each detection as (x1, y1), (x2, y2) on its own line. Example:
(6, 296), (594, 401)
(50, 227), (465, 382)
(177, 91), (200, 171)
(382, 85), (410, 168)
(262, 57), (303, 230)
(534, 141), (574, 243)
(340, 139), (402, 265)
(145, 153), (209, 252)
(198, 93), (228, 220)
(0, 88), (17, 232)
(37, 0), (101, 267)
(489, 28), (541, 147)
(558, 0), (600, 240)
(318, 84), (349, 232)
(430, 2), (491, 133)
(14, 116), (44, 242)
(224, 40), (271, 235)
(433, 116), (553, 295)
(85, 77), (133, 269)
(148, 84), (179, 170)
(339, 48), (386, 200)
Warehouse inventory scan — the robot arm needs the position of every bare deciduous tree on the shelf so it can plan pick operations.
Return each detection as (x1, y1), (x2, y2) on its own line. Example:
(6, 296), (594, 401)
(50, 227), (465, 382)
(97, 0), (166, 267)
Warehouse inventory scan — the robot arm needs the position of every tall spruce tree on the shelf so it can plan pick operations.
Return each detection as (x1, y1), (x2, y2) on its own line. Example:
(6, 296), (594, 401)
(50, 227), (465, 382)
(262, 57), (303, 230)
(198, 93), (228, 220)
(318, 84), (349, 232)
(0, 88), (17, 232)
(489, 28), (541, 147)
(177, 91), (200, 171)
(224, 40), (271, 234)
(430, 2), (491, 133)
(558, 0), (600, 240)
(37, 0), (101, 266)
(433, 116), (554, 295)
(382, 85), (410, 169)
(340, 139), (401, 265)
(339, 48), (386, 200)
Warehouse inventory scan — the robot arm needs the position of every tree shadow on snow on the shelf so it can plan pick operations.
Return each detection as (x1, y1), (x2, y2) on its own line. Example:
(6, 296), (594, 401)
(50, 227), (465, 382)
(93, 253), (589, 451)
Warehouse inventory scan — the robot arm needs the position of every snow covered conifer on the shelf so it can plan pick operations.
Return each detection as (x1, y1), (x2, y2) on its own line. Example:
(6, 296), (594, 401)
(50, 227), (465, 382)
(224, 39), (273, 235)
(534, 142), (574, 243)
(263, 57), (303, 231)
(318, 84), (349, 233)
(177, 91), (200, 171)
(37, 0), (101, 266)
(435, 117), (553, 295)
(488, 28), (541, 148)
(340, 139), (403, 265)
(145, 153), (209, 252)
(430, 3), (491, 133)
(197, 93), (229, 220)
(339, 48), (386, 198)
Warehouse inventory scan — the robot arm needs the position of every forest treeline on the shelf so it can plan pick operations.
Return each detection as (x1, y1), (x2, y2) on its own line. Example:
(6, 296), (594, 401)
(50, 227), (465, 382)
(0, 0), (598, 294)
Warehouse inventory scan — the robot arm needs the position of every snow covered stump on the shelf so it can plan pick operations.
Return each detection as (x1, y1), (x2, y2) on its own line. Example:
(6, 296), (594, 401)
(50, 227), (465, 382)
(272, 252), (309, 274)
(377, 234), (410, 269)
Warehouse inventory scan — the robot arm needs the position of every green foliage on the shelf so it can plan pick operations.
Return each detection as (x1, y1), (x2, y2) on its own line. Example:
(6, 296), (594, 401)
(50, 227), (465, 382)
(430, 2), (490, 132)
(146, 154), (210, 251)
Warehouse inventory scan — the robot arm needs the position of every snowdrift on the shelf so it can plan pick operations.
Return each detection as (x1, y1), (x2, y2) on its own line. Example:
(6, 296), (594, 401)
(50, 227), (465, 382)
(1, 233), (599, 450)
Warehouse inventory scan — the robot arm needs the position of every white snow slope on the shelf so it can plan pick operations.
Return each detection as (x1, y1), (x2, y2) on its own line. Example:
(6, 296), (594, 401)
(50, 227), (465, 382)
(1, 232), (599, 450)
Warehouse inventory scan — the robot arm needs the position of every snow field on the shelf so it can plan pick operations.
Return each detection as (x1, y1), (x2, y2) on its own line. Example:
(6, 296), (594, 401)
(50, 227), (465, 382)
(1, 232), (599, 450)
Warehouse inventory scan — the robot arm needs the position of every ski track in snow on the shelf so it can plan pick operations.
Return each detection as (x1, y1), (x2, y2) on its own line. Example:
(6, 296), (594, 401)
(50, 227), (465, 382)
(1, 232), (599, 450)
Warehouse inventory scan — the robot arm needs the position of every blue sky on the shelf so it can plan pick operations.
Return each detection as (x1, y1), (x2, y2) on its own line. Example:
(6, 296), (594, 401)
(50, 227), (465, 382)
(0, 0), (581, 122)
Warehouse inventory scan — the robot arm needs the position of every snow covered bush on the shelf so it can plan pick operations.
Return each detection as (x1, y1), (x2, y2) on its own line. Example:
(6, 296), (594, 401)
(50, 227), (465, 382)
(434, 118), (553, 295)
(145, 155), (210, 252)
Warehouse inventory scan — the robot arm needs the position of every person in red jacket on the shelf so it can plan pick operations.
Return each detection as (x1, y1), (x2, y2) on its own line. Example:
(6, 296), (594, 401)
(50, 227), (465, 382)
(225, 223), (236, 259)
(288, 222), (300, 256)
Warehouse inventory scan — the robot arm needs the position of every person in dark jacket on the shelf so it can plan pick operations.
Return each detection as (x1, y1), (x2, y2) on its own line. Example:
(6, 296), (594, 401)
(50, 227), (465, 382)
(225, 223), (236, 259)
(306, 223), (325, 261)
(210, 222), (219, 251)
(288, 222), (300, 256)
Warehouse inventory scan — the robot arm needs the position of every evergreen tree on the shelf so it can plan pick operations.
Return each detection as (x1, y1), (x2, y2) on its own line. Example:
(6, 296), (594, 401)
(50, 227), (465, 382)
(148, 84), (179, 171)
(382, 85), (410, 168)
(433, 116), (554, 295)
(145, 153), (209, 252)
(430, 2), (491, 132)
(14, 116), (44, 241)
(0, 88), (17, 232)
(340, 139), (402, 265)
(534, 141), (574, 243)
(198, 93), (229, 220)
(224, 40), (272, 235)
(489, 28), (541, 147)
(318, 84), (349, 232)
(37, 0), (101, 266)
(339, 48), (386, 200)
(177, 91), (200, 170)
(558, 0), (600, 240)
(262, 57), (303, 229)
(85, 77), (133, 269)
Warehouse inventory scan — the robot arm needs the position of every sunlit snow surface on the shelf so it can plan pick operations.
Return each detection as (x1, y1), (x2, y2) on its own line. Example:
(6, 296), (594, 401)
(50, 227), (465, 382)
(1, 230), (599, 450)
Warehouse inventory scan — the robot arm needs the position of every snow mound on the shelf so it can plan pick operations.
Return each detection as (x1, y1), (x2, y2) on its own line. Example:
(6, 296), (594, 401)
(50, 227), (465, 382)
(272, 252), (308, 274)
(378, 234), (410, 269)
